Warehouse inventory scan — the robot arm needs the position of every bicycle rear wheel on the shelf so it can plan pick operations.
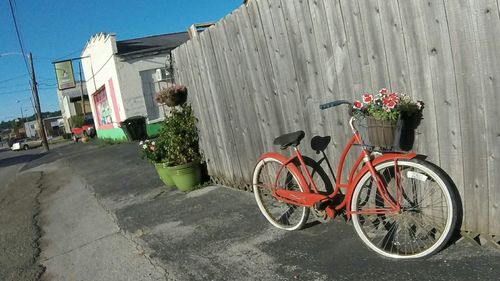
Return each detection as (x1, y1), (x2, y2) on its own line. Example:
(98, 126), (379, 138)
(351, 158), (458, 259)
(253, 156), (309, 231)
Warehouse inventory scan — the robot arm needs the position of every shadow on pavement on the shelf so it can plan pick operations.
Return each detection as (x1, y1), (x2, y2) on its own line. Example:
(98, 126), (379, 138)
(0, 153), (46, 169)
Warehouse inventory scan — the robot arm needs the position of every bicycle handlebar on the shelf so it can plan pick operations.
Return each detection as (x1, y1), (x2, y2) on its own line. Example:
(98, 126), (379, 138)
(319, 100), (352, 110)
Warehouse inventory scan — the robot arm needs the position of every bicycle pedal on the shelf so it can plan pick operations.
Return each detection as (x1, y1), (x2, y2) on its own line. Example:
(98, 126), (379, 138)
(314, 199), (332, 211)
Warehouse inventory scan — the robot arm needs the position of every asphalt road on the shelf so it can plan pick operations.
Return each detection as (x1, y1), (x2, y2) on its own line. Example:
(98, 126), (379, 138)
(1, 141), (500, 280)
(0, 145), (47, 281)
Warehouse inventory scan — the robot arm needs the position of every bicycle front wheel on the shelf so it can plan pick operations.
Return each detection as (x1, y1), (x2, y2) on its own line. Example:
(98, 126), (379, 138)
(351, 159), (458, 259)
(252, 156), (309, 231)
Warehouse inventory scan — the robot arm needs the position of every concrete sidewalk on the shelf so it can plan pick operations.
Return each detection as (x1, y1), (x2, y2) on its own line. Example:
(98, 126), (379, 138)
(27, 142), (500, 280)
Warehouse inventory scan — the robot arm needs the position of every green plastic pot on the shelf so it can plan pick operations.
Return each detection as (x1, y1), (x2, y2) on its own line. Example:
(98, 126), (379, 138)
(167, 162), (202, 192)
(154, 162), (176, 187)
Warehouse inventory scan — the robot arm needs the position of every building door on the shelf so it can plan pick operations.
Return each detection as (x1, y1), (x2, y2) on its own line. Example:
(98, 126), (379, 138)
(140, 69), (160, 121)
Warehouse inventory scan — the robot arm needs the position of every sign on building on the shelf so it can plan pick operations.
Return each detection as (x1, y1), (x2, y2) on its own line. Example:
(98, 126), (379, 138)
(54, 60), (76, 90)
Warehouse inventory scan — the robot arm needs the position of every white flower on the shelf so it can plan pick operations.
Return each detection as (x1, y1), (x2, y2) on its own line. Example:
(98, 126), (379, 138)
(142, 144), (147, 149)
(152, 141), (155, 146)
(139, 141), (143, 145)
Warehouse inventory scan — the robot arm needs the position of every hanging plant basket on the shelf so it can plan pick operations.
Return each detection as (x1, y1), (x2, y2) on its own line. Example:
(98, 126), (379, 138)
(156, 84), (188, 107)
(163, 91), (187, 107)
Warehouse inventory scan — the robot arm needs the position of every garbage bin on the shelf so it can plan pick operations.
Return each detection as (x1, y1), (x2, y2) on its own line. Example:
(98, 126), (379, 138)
(120, 116), (147, 141)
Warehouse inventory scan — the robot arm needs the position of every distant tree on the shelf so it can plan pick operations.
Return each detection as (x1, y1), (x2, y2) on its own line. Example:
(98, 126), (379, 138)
(0, 110), (62, 130)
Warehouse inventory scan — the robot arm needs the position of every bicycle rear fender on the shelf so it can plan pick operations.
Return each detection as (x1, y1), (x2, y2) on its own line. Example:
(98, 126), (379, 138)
(256, 152), (309, 192)
(345, 152), (417, 218)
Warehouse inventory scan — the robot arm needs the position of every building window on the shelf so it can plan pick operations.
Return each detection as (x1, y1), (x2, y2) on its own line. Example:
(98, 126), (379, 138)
(93, 87), (112, 126)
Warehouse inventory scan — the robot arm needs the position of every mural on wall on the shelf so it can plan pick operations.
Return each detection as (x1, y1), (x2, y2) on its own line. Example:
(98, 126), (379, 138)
(93, 87), (113, 126)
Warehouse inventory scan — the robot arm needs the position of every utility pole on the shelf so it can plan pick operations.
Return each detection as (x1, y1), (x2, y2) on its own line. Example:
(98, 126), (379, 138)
(78, 61), (86, 116)
(29, 52), (49, 151)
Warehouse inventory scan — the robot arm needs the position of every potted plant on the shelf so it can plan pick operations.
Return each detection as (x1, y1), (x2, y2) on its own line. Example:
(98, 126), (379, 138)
(139, 139), (175, 187)
(159, 103), (202, 191)
(352, 88), (424, 149)
(155, 84), (188, 107)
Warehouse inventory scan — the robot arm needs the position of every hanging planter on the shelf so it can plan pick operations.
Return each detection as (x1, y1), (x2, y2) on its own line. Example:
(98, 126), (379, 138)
(155, 84), (188, 107)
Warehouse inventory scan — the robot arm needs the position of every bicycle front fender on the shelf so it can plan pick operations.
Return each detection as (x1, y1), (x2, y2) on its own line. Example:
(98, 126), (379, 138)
(345, 152), (417, 218)
(255, 152), (309, 192)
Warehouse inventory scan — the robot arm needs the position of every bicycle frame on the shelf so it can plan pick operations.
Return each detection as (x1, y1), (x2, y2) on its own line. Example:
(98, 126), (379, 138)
(269, 117), (417, 219)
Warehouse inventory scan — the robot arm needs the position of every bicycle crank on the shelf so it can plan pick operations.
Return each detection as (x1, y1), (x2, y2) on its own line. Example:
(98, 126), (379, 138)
(312, 207), (331, 223)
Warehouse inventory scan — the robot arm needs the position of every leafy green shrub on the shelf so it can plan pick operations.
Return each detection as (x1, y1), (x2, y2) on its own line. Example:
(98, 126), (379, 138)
(158, 103), (201, 166)
(70, 115), (84, 128)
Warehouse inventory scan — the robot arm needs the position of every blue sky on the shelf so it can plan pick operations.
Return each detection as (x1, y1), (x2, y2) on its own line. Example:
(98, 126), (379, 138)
(0, 0), (242, 122)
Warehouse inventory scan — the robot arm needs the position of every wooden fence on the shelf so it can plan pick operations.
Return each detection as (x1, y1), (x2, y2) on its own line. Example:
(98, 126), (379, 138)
(172, 0), (500, 239)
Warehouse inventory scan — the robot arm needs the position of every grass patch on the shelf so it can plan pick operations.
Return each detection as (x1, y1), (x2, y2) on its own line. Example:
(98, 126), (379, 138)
(91, 137), (129, 147)
(48, 136), (69, 145)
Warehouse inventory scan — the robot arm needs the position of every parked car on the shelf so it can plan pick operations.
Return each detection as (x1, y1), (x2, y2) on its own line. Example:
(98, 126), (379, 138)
(71, 117), (96, 142)
(11, 138), (43, 151)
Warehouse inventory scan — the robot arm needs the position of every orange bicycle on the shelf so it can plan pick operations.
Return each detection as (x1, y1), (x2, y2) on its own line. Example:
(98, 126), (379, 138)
(252, 100), (460, 259)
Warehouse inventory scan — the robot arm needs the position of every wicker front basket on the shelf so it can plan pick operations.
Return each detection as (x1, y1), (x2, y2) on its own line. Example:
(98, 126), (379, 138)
(358, 117), (401, 149)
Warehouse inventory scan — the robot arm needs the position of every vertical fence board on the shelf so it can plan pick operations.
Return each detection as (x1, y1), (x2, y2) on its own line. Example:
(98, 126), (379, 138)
(262, 0), (304, 136)
(242, 0), (282, 151)
(255, 0), (294, 136)
(357, 0), (391, 90)
(443, 0), (489, 233)
(378, 0), (410, 92)
(323, 0), (357, 157)
(417, 0), (466, 227)
(205, 28), (246, 184)
(339, 0), (373, 94)
(184, 39), (225, 179)
(399, 1), (440, 160)
(475, 0), (500, 235)
(308, 0), (347, 163)
(221, 12), (264, 183)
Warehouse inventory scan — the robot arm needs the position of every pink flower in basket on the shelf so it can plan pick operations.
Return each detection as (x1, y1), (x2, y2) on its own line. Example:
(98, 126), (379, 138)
(352, 88), (424, 121)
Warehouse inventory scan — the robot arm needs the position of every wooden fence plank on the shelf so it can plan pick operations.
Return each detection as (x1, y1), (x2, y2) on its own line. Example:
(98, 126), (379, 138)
(253, 0), (293, 138)
(211, 19), (249, 183)
(307, 0), (347, 163)
(180, 43), (222, 179)
(278, 0), (325, 149)
(183, 39), (225, 179)
(357, 0), (391, 90)
(259, 0), (304, 137)
(220, 12), (264, 183)
(474, 0), (500, 235)
(338, 0), (373, 94)
(203, 28), (245, 184)
(322, 0), (358, 158)
(417, 0), (466, 229)
(377, 0), (410, 92)
(398, 1), (440, 159)
(443, 0), (489, 234)
(243, 0), (284, 151)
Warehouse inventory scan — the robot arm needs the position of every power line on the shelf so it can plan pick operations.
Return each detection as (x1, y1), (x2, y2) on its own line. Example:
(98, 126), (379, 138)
(7, 0), (31, 78)
(54, 49), (83, 61)
(0, 81), (29, 89)
(0, 88), (31, 95)
(0, 73), (29, 84)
